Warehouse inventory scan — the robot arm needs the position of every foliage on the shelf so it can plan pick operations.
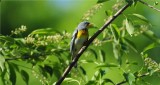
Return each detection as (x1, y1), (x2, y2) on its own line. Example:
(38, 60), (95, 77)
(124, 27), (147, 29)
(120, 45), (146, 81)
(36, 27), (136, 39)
(1, 0), (160, 85)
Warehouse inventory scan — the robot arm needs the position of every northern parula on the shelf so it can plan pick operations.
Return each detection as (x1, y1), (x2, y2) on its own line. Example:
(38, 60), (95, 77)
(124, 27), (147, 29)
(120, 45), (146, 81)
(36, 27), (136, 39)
(70, 21), (93, 67)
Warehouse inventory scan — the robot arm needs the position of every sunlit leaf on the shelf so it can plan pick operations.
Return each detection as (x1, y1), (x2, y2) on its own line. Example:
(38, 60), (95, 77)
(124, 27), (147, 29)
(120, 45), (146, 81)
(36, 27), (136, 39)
(132, 13), (148, 23)
(91, 70), (100, 80)
(97, 63), (119, 68)
(29, 28), (57, 35)
(142, 43), (157, 53)
(0, 55), (5, 72)
(113, 43), (119, 60)
(102, 29), (108, 39)
(125, 19), (135, 36)
(148, 68), (154, 76)
(80, 60), (95, 64)
(99, 50), (105, 62)
(21, 70), (29, 85)
(111, 24), (120, 41)
(123, 72), (135, 85)
(113, 42), (122, 65)
(63, 78), (80, 85)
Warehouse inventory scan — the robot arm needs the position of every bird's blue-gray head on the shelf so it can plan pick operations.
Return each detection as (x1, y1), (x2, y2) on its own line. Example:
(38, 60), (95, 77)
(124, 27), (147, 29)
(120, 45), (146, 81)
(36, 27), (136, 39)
(77, 21), (91, 30)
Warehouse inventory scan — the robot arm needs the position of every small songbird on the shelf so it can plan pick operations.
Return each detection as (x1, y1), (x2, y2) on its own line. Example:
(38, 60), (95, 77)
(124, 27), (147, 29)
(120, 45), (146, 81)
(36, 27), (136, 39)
(70, 21), (93, 67)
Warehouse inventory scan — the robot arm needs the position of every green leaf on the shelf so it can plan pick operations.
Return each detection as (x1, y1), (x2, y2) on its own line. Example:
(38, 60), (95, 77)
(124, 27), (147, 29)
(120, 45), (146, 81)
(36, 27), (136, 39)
(97, 63), (118, 68)
(29, 28), (57, 35)
(0, 35), (14, 43)
(148, 68), (154, 76)
(112, 42), (122, 65)
(97, 0), (110, 3)
(130, 61), (138, 65)
(143, 43), (157, 53)
(44, 65), (53, 76)
(99, 69), (105, 77)
(38, 65), (48, 77)
(0, 55), (5, 72)
(120, 40), (127, 51)
(132, 13), (148, 23)
(105, 10), (113, 16)
(143, 30), (160, 44)
(80, 60), (95, 64)
(79, 66), (86, 75)
(8, 63), (16, 85)
(88, 48), (98, 59)
(102, 78), (115, 85)
(0, 69), (7, 85)
(63, 78), (80, 85)
(125, 19), (135, 36)
(124, 38), (137, 53)
(99, 50), (105, 62)
(154, 2), (158, 5)
(21, 70), (29, 85)
(52, 63), (61, 79)
(86, 80), (97, 85)
(91, 70), (100, 80)
(123, 72), (135, 85)
(110, 24), (120, 41)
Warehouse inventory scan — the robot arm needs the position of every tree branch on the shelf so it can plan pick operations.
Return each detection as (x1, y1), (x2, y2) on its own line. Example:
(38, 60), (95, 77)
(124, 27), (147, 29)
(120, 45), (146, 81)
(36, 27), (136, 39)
(139, 0), (160, 12)
(55, 3), (130, 85)
(116, 69), (160, 85)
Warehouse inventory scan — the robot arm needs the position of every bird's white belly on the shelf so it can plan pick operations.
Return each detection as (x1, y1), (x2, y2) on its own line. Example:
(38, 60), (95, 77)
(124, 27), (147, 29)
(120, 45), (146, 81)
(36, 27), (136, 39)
(74, 37), (87, 51)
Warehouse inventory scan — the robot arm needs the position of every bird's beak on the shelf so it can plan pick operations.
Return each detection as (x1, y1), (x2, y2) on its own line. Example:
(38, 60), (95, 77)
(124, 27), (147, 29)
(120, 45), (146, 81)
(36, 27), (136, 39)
(87, 23), (97, 29)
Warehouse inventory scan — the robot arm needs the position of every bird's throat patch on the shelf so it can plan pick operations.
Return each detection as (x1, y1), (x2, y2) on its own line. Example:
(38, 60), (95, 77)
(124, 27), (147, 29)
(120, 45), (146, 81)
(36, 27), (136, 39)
(77, 30), (88, 38)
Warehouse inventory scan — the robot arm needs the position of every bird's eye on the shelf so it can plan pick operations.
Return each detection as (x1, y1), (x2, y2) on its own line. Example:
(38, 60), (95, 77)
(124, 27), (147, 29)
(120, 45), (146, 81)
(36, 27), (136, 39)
(85, 22), (90, 26)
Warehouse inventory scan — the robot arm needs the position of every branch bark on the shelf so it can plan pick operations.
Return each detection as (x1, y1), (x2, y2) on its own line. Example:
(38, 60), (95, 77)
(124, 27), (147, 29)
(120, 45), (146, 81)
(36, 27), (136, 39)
(139, 0), (160, 12)
(117, 68), (160, 85)
(55, 3), (130, 85)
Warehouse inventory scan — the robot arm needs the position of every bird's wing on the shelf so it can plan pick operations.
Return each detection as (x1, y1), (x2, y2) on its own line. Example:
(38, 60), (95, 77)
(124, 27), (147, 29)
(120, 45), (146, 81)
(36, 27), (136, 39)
(70, 29), (78, 54)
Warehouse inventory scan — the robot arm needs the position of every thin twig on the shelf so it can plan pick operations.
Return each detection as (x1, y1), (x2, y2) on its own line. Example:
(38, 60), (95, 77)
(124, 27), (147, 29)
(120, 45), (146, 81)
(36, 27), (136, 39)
(116, 69), (160, 85)
(116, 73), (149, 85)
(55, 3), (130, 85)
(139, 0), (160, 12)
(5, 57), (22, 61)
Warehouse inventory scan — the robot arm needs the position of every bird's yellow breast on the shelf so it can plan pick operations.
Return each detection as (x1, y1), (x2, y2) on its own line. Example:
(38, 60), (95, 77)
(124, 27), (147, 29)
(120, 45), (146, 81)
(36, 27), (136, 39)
(77, 30), (88, 38)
